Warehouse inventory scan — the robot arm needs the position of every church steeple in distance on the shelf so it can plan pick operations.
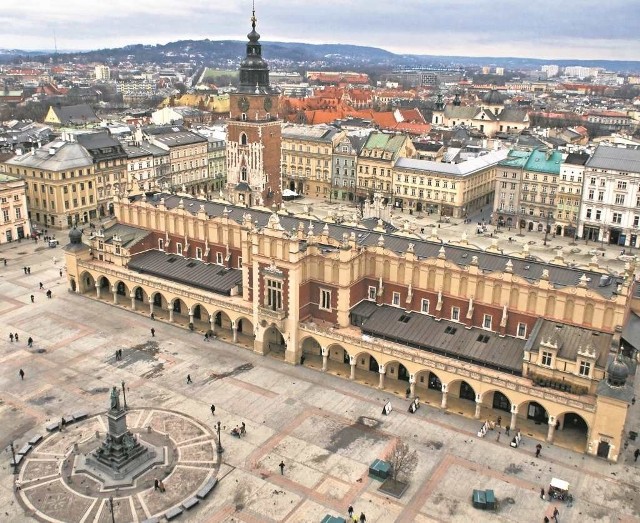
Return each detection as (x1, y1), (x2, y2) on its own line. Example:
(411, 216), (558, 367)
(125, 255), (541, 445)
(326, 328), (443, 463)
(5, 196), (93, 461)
(238, 2), (273, 94)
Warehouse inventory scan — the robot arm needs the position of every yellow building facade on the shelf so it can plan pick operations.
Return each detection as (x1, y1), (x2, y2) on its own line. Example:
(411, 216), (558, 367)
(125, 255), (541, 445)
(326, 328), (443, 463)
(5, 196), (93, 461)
(3, 140), (98, 228)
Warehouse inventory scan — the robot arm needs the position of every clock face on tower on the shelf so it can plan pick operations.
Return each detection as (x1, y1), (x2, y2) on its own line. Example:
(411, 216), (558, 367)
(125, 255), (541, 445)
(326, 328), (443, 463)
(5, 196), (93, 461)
(263, 97), (272, 112)
(237, 96), (249, 112)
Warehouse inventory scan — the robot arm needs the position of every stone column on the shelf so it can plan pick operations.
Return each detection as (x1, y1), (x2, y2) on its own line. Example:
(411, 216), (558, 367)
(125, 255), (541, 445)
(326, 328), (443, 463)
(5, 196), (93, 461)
(349, 356), (356, 380)
(474, 398), (482, 419)
(149, 302), (154, 316)
(209, 315), (215, 335)
(95, 283), (101, 299)
(130, 294), (136, 310)
(232, 321), (238, 343)
(112, 288), (118, 304)
(189, 311), (194, 327)
(378, 365), (386, 389)
(510, 405), (518, 432)
(169, 307), (174, 322)
(409, 375), (416, 399)
(441, 384), (448, 409)
(321, 346), (328, 372)
(547, 417), (556, 443)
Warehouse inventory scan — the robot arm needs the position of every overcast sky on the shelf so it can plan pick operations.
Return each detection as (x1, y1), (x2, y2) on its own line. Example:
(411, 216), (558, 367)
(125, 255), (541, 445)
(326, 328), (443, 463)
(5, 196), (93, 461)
(2, 0), (639, 61)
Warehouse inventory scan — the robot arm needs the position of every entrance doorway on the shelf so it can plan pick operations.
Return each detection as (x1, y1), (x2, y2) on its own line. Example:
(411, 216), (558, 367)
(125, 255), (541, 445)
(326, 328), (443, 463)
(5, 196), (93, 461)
(597, 440), (610, 458)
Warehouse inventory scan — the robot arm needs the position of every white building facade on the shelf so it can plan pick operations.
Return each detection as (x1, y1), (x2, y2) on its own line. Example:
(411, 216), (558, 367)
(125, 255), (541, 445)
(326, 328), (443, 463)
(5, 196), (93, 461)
(579, 145), (640, 247)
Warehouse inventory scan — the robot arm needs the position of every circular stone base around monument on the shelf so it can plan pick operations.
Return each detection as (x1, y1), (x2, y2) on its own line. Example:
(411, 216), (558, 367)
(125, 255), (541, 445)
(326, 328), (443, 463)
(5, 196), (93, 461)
(15, 408), (219, 523)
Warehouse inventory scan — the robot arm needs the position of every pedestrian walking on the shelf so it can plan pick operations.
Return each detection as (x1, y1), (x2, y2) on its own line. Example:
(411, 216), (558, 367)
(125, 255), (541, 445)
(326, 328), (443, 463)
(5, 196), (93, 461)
(158, 479), (165, 493)
(540, 487), (545, 499)
(14, 333), (18, 342)
(535, 443), (542, 458)
(118, 349), (123, 360)
(46, 290), (52, 299)
(59, 269), (63, 278)
(30, 294), (34, 303)
(279, 460), (285, 475)
(27, 337), (33, 348)
(497, 416), (502, 427)
(154, 478), (159, 491)
(27, 267), (31, 274)
(150, 328), (155, 337)
(544, 517), (549, 523)
(210, 404), (215, 416)
(19, 369), (24, 380)
(115, 350), (119, 361)
(553, 507), (559, 522)
(359, 512), (366, 523)
(3, 259), (6, 266)
(348, 506), (354, 518)
(186, 374), (192, 384)
(39, 282), (43, 290)
(9, 333), (14, 342)
(23, 267), (27, 274)
(505, 425), (510, 436)
(150, 312), (155, 320)
(204, 332), (209, 341)
(635, 448), (640, 462)
(241, 421), (246, 435)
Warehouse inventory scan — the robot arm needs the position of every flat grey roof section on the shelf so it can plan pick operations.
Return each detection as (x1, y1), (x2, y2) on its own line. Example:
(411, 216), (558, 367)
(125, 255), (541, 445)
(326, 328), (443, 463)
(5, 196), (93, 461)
(133, 193), (623, 298)
(586, 145), (640, 173)
(351, 302), (525, 374)
(128, 250), (242, 295)
(623, 311), (640, 351)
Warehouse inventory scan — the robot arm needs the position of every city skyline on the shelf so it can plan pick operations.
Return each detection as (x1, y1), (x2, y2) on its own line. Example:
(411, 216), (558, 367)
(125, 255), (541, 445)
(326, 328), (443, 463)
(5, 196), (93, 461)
(1, 0), (639, 62)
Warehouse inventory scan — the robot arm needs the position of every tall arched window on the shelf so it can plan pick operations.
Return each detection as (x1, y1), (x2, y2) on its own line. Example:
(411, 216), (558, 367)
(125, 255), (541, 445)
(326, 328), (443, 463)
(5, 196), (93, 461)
(241, 167), (248, 182)
(240, 132), (248, 146)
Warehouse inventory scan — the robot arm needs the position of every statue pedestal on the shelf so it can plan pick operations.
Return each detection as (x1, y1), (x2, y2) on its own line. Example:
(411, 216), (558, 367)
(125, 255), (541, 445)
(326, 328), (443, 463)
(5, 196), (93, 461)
(73, 399), (165, 488)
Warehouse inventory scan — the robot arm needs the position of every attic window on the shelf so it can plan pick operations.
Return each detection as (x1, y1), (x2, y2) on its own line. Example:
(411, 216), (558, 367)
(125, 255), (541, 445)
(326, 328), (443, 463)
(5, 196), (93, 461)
(444, 326), (457, 335)
(167, 257), (177, 263)
(398, 314), (411, 323)
(477, 335), (490, 343)
(186, 261), (197, 268)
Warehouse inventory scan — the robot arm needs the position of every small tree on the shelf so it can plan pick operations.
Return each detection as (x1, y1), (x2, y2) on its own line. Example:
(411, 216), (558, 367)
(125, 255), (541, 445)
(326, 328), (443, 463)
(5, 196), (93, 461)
(386, 439), (418, 483)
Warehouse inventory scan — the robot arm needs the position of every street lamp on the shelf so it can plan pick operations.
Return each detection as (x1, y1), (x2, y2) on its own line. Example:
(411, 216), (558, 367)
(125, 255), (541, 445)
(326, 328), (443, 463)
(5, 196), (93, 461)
(543, 211), (553, 246)
(121, 380), (127, 410)
(216, 421), (224, 454)
(108, 496), (116, 523)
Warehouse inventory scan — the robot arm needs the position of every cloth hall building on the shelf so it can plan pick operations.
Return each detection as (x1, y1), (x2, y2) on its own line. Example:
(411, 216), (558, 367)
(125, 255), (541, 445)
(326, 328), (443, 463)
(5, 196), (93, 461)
(64, 190), (637, 462)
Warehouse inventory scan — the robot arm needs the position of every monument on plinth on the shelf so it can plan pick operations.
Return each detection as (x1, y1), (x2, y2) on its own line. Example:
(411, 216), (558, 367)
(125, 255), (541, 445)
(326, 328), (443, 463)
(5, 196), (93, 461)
(74, 386), (165, 488)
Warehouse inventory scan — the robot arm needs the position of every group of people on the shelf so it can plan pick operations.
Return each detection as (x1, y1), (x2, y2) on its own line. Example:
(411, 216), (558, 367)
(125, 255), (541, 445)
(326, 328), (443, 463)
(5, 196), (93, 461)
(231, 422), (246, 438)
(153, 478), (166, 492)
(347, 505), (367, 522)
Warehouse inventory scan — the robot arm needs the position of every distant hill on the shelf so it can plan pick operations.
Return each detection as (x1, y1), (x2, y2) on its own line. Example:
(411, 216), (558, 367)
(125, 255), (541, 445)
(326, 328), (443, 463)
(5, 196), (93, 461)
(1, 39), (639, 73)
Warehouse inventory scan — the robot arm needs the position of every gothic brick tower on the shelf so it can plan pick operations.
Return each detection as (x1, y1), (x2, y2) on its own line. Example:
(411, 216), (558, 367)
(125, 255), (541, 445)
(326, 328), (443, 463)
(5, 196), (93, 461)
(227, 7), (281, 208)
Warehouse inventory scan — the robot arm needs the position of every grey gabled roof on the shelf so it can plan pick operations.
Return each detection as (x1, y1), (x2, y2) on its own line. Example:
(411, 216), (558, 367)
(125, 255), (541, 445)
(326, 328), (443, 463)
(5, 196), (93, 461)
(51, 103), (99, 125)
(352, 302), (524, 374)
(98, 223), (150, 249)
(586, 144), (640, 173)
(525, 318), (610, 368)
(135, 193), (624, 298)
(5, 140), (93, 171)
(128, 250), (242, 295)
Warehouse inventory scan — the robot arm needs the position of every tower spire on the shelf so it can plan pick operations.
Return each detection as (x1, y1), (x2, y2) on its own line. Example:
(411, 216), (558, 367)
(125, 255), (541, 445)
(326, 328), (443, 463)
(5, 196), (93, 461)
(251, 1), (256, 30)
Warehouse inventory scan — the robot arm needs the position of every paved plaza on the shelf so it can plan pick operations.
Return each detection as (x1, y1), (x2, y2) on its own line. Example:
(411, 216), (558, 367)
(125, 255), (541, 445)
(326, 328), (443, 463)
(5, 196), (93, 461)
(0, 237), (640, 522)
